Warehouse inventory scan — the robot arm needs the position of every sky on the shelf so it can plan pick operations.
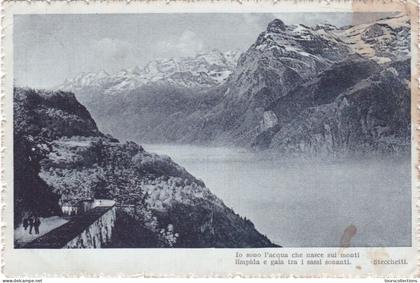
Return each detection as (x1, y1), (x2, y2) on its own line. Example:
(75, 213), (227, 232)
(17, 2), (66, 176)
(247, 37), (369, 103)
(14, 13), (395, 89)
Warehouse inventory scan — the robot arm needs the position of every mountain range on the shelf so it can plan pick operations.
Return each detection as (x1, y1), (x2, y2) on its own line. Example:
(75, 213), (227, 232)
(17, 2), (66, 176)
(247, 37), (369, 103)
(58, 15), (411, 155)
(60, 50), (240, 95)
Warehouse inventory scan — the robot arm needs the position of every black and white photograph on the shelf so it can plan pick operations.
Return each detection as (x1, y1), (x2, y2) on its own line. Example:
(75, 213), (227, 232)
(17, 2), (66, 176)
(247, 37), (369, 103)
(13, 12), (411, 249)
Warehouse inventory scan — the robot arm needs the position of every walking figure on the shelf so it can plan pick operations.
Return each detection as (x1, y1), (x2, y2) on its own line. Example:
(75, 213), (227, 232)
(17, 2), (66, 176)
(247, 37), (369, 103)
(28, 215), (34, 235)
(33, 216), (41, 235)
(22, 216), (29, 231)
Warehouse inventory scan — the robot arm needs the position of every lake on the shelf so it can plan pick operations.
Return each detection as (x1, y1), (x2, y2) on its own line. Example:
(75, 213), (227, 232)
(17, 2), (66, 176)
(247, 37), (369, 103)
(144, 144), (412, 247)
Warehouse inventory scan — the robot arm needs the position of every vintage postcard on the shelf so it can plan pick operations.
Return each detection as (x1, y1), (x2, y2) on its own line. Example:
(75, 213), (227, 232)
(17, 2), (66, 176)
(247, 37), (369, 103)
(1, 0), (418, 278)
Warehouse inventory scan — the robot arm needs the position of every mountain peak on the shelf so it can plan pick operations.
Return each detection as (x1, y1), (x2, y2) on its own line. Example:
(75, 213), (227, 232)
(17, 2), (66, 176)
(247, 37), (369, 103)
(97, 70), (110, 77)
(267, 19), (287, 33)
(131, 66), (142, 75)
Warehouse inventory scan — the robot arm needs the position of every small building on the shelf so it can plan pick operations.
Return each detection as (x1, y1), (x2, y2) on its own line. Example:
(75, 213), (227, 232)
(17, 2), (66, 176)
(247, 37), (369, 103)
(92, 199), (115, 208)
(79, 199), (95, 213)
(61, 201), (80, 217)
(60, 198), (115, 217)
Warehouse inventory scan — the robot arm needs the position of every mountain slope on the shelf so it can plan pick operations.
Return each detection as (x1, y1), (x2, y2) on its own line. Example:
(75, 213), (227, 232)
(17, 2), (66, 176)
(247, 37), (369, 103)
(14, 87), (276, 247)
(264, 59), (410, 154)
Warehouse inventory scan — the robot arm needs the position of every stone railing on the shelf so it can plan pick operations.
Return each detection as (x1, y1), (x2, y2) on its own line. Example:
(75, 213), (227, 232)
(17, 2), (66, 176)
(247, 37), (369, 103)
(24, 201), (116, 249)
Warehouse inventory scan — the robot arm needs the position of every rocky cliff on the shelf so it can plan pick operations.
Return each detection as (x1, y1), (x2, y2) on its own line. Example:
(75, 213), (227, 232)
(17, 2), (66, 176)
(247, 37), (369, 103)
(14, 87), (276, 247)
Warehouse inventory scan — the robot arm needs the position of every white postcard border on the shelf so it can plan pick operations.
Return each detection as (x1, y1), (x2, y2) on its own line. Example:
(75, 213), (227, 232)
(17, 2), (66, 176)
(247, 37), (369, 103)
(1, 0), (418, 278)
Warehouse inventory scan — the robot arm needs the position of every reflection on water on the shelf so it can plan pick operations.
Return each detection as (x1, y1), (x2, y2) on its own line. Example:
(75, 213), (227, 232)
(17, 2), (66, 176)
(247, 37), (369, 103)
(144, 144), (411, 247)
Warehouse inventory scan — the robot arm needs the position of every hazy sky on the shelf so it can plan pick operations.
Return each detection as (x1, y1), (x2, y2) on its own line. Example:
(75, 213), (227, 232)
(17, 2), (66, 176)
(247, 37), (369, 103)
(14, 13), (395, 89)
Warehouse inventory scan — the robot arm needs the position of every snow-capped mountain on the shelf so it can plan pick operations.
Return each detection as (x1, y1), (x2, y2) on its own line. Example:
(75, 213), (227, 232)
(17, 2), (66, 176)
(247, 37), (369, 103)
(58, 15), (411, 155)
(59, 49), (241, 95)
(240, 15), (410, 152)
